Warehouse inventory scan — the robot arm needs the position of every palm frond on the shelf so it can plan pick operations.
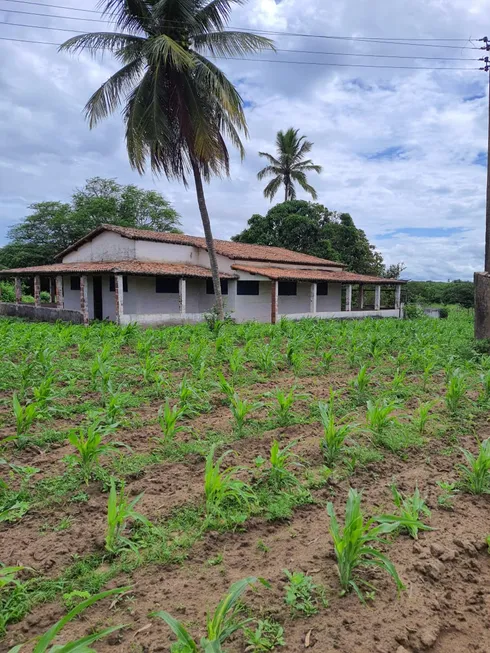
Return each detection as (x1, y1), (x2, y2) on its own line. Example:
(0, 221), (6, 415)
(293, 160), (322, 174)
(257, 165), (281, 181)
(85, 58), (144, 128)
(296, 138), (313, 159)
(258, 152), (281, 167)
(291, 170), (318, 200)
(193, 30), (274, 56)
(194, 0), (248, 32)
(263, 175), (283, 201)
(146, 34), (196, 70)
(193, 54), (246, 128)
(99, 0), (152, 34)
(59, 31), (145, 56)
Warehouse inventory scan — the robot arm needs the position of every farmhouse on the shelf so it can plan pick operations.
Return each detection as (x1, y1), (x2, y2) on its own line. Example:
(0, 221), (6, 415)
(0, 225), (405, 325)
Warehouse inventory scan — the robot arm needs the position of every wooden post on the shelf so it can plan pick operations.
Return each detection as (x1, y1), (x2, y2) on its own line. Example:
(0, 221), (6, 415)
(475, 272), (490, 339)
(179, 277), (187, 317)
(345, 284), (352, 311)
(114, 274), (124, 325)
(374, 285), (381, 311)
(80, 275), (89, 325)
(395, 285), (402, 309)
(309, 282), (317, 315)
(15, 277), (22, 304)
(55, 275), (64, 308)
(271, 280), (278, 324)
(358, 284), (364, 310)
(49, 278), (56, 303)
(33, 275), (41, 307)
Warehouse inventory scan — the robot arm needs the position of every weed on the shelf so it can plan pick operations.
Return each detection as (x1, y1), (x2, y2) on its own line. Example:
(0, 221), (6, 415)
(382, 484), (432, 539)
(283, 570), (327, 616)
(244, 618), (285, 651)
(436, 481), (459, 510)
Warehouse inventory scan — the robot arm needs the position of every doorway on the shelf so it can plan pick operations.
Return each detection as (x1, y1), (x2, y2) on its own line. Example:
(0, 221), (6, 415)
(93, 276), (103, 320)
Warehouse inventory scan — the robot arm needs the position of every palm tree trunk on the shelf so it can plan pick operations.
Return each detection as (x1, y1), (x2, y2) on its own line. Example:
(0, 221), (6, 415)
(191, 159), (224, 321)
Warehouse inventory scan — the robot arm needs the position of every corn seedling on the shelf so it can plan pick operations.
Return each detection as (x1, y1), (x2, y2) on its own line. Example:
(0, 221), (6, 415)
(268, 387), (306, 427)
(153, 577), (265, 652)
(217, 371), (235, 403)
(366, 399), (397, 436)
(257, 440), (301, 489)
(326, 488), (422, 601)
(204, 445), (255, 516)
(381, 484), (432, 539)
(254, 344), (279, 375)
(445, 370), (467, 414)
(156, 401), (186, 444)
(105, 477), (150, 554)
(229, 393), (262, 436)
(68, 424), (123, 484)
(457, 438), (490, 494)
(412, 400), (436, 435)
(244, 618), (285, 651)
(12, 393), (38, 441)
(228, 347), (246, 379)
(318, 398), (356, 465)
(320, 350), (333, 373)
(390, 368), (407, 395)
(284, 569), (326, 616)
(351, 365), (369, 404)
(480, 369), (490, 400)
(422, 361), (435, 392)
(0, 565), (23, 589)
(8, 587), (129, 653)
(32, 375), (59, 414)
(142, 354), (161, 383)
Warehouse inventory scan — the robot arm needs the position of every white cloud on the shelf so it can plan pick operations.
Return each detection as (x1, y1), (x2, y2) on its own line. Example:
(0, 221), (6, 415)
(0, 0), (487, 280)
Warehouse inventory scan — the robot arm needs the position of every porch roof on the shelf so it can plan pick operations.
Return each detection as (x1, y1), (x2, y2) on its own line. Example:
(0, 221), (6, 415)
(231, 265), (407, 284)
(0, 261), (237, 279)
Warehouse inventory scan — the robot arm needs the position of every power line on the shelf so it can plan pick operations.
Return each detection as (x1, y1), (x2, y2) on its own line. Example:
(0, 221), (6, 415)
(0, 34), (478, 70)
(0, 7), (110, 22)
(0, 1), (480, 49)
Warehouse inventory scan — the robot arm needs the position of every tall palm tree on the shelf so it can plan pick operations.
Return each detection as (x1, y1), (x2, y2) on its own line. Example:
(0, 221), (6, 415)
(59, 0), (274, 320)
(258, 128), (322, 203)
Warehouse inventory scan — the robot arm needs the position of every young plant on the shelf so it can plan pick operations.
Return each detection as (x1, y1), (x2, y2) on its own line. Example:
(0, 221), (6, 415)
(12, 393), (38, 440)
(268, 388), (305, 427)
(204, 445), (255, 516)
(8, 587), (129, 653)
(254, 344), (279, 375)
(457, 438), (490, 494)
(105, 477), (150, 554)
(0, 565), (23, 590)
(154, 577), (264, 653)
(283, 570), (326, 616)
(366, 399), (397, 436)
(326, 488), (422, 601)
(437, 480), (459, 510)
(350, 365), (369, 404)
(243, 618), (285, 651)
(320, 350), (334, 373)
(256, 440), (300, 489)
(68, 423), (122, 484)
(412, 400), (436, 436)
(217, 371), (235, 403)
(32, 375), (58, 414)
(382, 484), (431, 539)
(229, 393), (262, 436)
(156, 401), (186, 444)
(228, 347), (245, 379)
(480, 369), (490, 401)
(445, 370), (467, 414)
(318, 397), (356, 465)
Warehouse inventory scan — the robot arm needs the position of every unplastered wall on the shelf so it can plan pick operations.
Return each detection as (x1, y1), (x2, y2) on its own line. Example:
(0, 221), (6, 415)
(63, 232), (136, 263)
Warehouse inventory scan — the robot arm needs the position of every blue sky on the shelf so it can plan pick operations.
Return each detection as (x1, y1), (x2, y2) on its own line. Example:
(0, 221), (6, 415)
(0, 0), (488, 280)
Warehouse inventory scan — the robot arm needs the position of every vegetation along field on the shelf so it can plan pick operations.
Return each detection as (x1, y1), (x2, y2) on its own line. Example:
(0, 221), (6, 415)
(1, 311), (489, 653)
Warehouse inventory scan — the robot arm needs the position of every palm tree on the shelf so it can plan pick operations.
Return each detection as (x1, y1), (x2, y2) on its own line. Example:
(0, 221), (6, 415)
(59, 0), (274, 320)
(258, 128), (322, 203)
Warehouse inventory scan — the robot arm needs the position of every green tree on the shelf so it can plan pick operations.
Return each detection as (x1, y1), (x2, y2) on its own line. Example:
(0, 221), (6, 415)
(0, 177), (181, 268)
(60, 0), (274, 321)
(258, 128), (322, 202)
(233, 200), (384, 275)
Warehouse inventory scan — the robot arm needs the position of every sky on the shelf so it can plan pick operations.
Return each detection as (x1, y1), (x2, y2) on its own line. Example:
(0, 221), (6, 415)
(0, 0), (488, 281)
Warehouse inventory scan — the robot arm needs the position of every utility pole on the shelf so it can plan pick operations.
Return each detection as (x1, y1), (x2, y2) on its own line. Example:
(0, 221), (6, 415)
(474, 39), (490, 339)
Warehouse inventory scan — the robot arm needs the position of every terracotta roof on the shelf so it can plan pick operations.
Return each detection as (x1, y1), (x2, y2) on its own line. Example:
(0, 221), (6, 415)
(56, 224), (345, 267)
(0, 261), (236, 279)
(231, 265), (406, 284)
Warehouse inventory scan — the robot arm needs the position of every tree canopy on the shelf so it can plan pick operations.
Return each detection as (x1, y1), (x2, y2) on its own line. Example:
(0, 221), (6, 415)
(0, 177), (181, 269)
(232, 200), (385, 276)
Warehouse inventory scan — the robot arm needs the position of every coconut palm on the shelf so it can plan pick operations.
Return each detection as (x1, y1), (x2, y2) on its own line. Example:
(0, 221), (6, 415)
(258, 128), (322, 202)
(59, 0), (274, 320)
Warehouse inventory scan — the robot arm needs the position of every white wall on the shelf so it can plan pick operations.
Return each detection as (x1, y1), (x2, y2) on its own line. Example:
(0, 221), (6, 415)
(63, 232), (136, 263)
(317, 283), (342, 312)
(123, 276), (180, 314)
(278, 282), (310, 314)
(135, 240), (198, 263)
(233, 281), (272, 323)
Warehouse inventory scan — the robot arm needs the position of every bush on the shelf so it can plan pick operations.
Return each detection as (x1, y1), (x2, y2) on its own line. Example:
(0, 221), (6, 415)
(0, 281), (15, 302)
(404, 304), (424, 319)
(439, 307), (449, 319)
(40, 291), (51, 303)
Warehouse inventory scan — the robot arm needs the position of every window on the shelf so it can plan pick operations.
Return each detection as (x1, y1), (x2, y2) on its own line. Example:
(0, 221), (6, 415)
(237, 280), (260, 296)
(155, 277), (179, 293)
(278, 281), (297, 296)
(206, 279), (228, 295)
(70, 276), (80, 291)
(109, 276), (128, 292)
(317, 282), (329, 296)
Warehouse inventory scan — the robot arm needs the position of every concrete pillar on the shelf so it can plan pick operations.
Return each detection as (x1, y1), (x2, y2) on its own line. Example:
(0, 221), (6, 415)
(345, 284), (352, 311)
(395, 284), (402, 309)
(309, 282), (317, 315)
(114, 274), (124, 325)
(80, 275), (89, 326)
(49, 278), (56, 303)
(374, 285), (381, 311)
(271, 280), (278, 324)
(55, 275), (64, 309)
(33, 275), (41, 307)
(179, 277), (187, 316)
(358, 285), (364, 310)
(15, 277), (22, 304)
(475, 272), (490, 339)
